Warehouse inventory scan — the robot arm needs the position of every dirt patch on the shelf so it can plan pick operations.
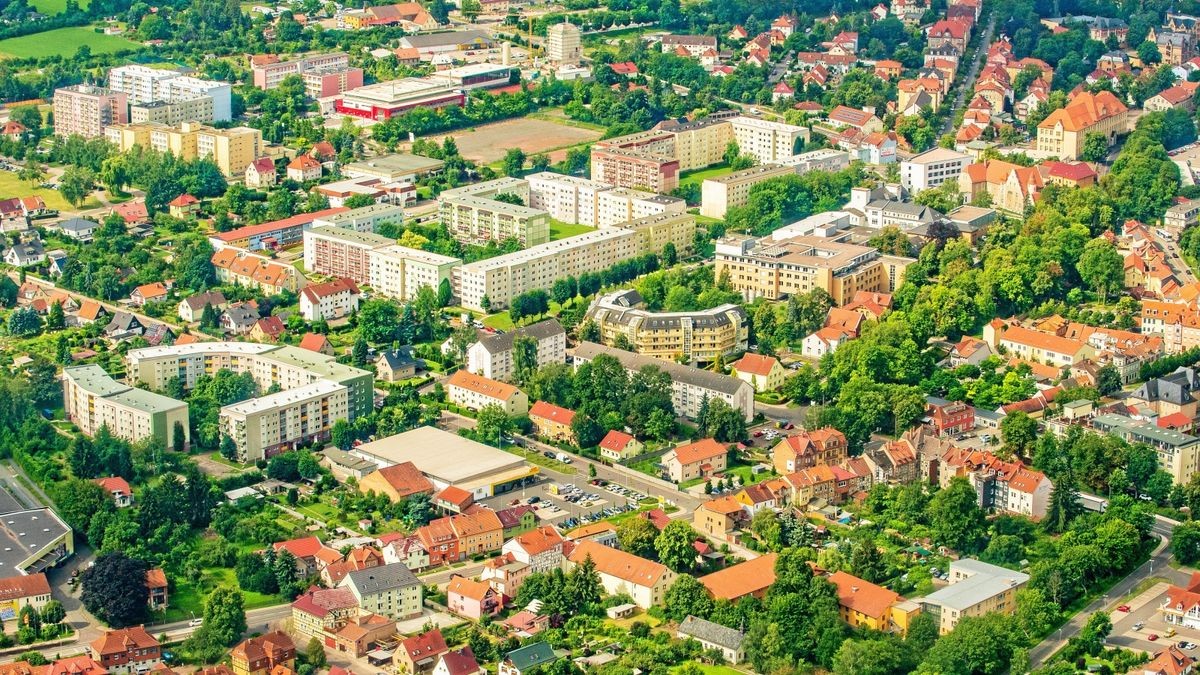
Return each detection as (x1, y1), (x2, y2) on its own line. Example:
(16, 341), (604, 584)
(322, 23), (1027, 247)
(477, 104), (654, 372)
(414, 117), (602, 164)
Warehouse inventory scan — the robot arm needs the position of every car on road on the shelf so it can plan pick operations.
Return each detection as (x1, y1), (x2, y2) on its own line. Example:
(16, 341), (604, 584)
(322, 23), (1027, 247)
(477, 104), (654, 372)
(1149, 634), (1159, 641)
(1134, 622), (1145, 630)
(543, 450), (556, 459)
(1117, 605), (1131, 612)
(189, 618), (204, 627)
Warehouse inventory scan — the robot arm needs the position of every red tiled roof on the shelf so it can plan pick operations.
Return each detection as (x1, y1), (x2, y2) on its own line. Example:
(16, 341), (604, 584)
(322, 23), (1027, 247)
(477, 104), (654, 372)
(669, 438), (727, 465)
(731, 352), (780, 376)
(530, 400), (576, 425)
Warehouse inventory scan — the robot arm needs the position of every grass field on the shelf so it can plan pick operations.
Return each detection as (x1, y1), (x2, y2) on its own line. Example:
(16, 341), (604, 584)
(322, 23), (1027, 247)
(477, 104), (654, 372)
(0, 170), (100, 210)
(550, 220), (595, 240)
(0, 26), (138, 59)
(161, 568), (280, 622)
(678, 164), (735, 190)
(29, 0), (90, 13)
(669, 665), (745, 675)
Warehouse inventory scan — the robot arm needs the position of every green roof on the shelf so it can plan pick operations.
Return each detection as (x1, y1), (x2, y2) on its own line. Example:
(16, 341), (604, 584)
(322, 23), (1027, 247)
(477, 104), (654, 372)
(505, 643), (557, 670)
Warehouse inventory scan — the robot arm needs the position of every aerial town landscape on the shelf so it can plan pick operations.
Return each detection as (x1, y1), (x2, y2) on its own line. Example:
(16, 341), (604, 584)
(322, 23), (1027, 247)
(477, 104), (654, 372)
(7, 0), (1200, 672)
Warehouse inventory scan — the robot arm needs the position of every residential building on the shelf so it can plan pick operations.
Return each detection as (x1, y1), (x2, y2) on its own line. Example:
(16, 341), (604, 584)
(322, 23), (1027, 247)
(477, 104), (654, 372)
(446, 370), (529, 415)
(287, 155), (323, 182)
(865, 200), (941, 230)
(677, 616), (746, 664)
(1142, 645), (1195, 675)
(221, 379), (349, 463)
(918, 559), (1029, 634)
(692, 495), (745, 540)
(700, 164), (794, 219)
(1036, 90), (1129, 160)
(938, 447), (1052, 518)
(730, 353), (785, 392)
(499, 643), (558, 675)
(1093, 413), (1200, 484)
(359, 461), (434, 502)
(572, 342), (755, 421)
(433, 649), (483, 675)
(375, 348), (420, 382)
(213, 207), (350, 252)
(502, 526), (566, 573)
(698, 552), (776, 601)
(63, 365), (189, 448)
(105, 121), (263, 177)
(396, 630), (449, 675)
(53, 85), (127, 138)
(827, 106), (885, 133)
(1166, 198), (1200, 230)
(663, 438), (728, 482)
(108, 65), (232, 122)
(339, 563), (423, 620)
(598, 430), (643, 462)
(51, 217), (98, 242)
(547, 23), (582, 65)
(826, 570), (921, 634)
(447, 575), (501, 619)
(1145, 82), (1200, 112)
(926, 398), (975, 436)
(772, 427), (848, 474)
(438, 178), (550, 247)
(304, 224), (459, 301)
(416, 508), (505, 566)
(230, 631), (295, 675)
(1162, 572), (1200, 630)
(584, 289), (748, 363)
(714, 234), (914, 304)
(291, 587), (359, 640)
(0, 573), (51, 621)
(524, 172), (611, 225)
(95, 476), (133, 508)
(178, 290), (227, 323)
(145, 568), (168, 610)
(661, 34), (717, 56)
(90, 627), (161, 674)
(339, 3), (437, 30)
(211, 249), (304, 294)
(900, 148), (971, 191)
(566, 540), (677, 608)
(529, 401), (577, 444)
(466, 319), (566, 382)
(299, 278), (361, 321)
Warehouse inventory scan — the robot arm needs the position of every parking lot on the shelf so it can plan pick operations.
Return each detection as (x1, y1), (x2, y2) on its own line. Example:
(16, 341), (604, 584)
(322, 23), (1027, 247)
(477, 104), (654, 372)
(1098, 579), (1198, 656)
(543, 480), (651, 530)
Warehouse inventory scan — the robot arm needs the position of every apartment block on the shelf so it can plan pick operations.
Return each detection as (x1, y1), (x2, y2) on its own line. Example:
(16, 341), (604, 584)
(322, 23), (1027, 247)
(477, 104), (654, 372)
(311, 203), (406, 232)
(108, 65), (232, 121)
(775, 148), (852, 174)
(130, 97), (216, 126)
(303, 225), (461, 302)
(1092, 413), (1200, 485)
(714, 234), (915, 304)
(900, 147), (971, 192)
(590, 145), (681, 193)
(251, 52), (354, 91)
(53, 85), (128, 138)
(438, 177), (550, 246)
(918, 559), (1028, 634)
(526, 172), (611, 225)
(304, 226), (395, 284)
(621, 211), (698, 255)
(105, 121), (263, 177)
(595, 188), (686, 227)
(369, 245), (461, 301)
(547, 22), (582, 65)
(727, 116), (810, 163)
(700, 164), (793, 219)
(125, 342), (373, 462)
(466, 319), (566, 381)
(585, 289), (748, 363)
(446, 370), (529, 415)
(63, 365), (189, 447)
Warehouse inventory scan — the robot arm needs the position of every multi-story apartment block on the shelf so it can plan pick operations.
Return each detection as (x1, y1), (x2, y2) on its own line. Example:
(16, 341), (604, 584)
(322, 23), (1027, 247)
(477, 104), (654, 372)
(63, 365), (189, 448)
(213, 207), (349, 252)
(547, 22), (582, 65)
(526, 172), (611, 225)
(566, 540), (676, 608)
(594, 188), (686, 227)
(105, 121), (263, 176)
(918, 559), (1029, 634)
(1092, 413), (1200, 484)
(622, 211), (698, 255)
(108, 65), (232, 122)
(714, 234), (915, 304)
(125, 342), (373, 462)
(584, 289), (748, 363)
(304, 225), (462, 302)
(251, 53), (357, 93)
(700, 164), (793, 219)
(304, 227), (394, 286)
(439, 177), (550, 247)
(446, 370), (529, 415)
(573, 342), (755, 421)
(53, 85), (128, 138)
(1036, 90), (1129, 160)
(466, 319), (566, 381)
(900, 148), (971, 192)
(1166, 198), (1200, 231)
(130, 97), (216, 126)
(937, 447), (1051, 518)
(590, 144), (682, 193)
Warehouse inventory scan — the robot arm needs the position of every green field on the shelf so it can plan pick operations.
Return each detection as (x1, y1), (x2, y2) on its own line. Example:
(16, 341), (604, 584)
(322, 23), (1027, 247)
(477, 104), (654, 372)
(678, 164), (736, 190)
(0, 26), (138, 59)
(29, 0), (90, 13)
(0, 170), (100, 211)
(549, 220), (595, 241)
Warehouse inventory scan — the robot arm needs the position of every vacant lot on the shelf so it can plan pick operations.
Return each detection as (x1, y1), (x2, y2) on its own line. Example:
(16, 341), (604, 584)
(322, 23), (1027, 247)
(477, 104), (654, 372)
(0, 26), (138, 59)
(417, 117), (602, 165)
(0, 170), (99, 211)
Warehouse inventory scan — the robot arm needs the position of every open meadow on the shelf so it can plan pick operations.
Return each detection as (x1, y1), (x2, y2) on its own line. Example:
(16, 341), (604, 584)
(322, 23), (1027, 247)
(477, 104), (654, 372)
(0, 26), (138, 59)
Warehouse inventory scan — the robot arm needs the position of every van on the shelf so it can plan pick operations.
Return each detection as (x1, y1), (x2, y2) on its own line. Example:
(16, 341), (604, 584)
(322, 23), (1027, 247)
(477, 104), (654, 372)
(555, 452), (573, 464)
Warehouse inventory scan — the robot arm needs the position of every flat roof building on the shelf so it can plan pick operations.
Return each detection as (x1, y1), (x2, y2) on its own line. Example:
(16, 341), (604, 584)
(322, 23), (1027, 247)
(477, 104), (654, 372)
(62, 365), (189, 448)
(439, 177), (550, 247)
(343, 154), (446, 183)
(0, 499), (74, 577)
(53, 85), (127, 138)
(585, 289), (748, 363)
(303, 225), (461, 301)
(700, 164), (794, 219)
(918, 559), (1028, 634)
(105, 121), (262, 177)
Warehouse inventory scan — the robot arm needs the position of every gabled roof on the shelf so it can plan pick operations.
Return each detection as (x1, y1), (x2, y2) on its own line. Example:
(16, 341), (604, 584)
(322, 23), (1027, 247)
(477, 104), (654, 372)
(446, 370), (522, 401)
(447, 575), (495, 602)
(698, 552), (777, 600)
(827, 570), (900, 620)
(678, 615), (745, 651)
(368, 461), (434, 498)
(1038, 90), (1127, 131)
(529, 401), (576, 425)
(598, 430), (637, 453)
(301, 277), (360, 304)
(731, 353), (780, 376)
(273, 536), (325, 559)
(568, 540), (670, 587)
(91, 626), (159, 656)
(298, 333), (331, 353)
(401, 629), (448, 662)
(509, 526), (564, 556)
(0, 573), (50, 602)
(248, 157), (275, 174)
(667, 438), (727, 465)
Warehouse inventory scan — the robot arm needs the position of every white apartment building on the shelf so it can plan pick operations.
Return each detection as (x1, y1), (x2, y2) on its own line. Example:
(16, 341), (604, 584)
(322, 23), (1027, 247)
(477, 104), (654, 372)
(312, 203), (406, 232)
(526, 172), (611, 225)
(108, 65), (232, 122)
(900, 148), (971, 192)
(547, 22), (582, 65)
(729, 116), (810, 163)
(299, 278), (361, 321)
(108, 65), (180, 103)
(775, 148), (852, 174)
(700, 164), (793, 219)
(466, 319), (566, 381)
(1166, 198), (1200, 231)
(252, 53), (352, 90)
(595, 188), (686, 228)
(63, 365), (189, 447)
(445, 370), (529, 415)
(438, 177), (550, 246)
(303, 225), (461, 301)
(221, 379), (348, 462)
(369, 245), (461, 302)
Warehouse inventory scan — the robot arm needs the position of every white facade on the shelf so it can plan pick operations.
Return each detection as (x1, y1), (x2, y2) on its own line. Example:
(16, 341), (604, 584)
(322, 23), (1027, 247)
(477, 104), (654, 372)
(547, 22), (582, 65)
(466, 322), (567, 381)
(299, 284), (361, 321)
(369, 245), (461, 302)
(108, 65), (232, 122)
(221, 379), (349, 462)
(900, 148), (971, 192)
(730, 117), (810, 163)
(526, 172), (610, 225)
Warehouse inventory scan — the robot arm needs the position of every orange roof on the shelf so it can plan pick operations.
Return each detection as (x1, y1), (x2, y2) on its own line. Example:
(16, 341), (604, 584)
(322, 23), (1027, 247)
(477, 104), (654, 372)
(509, 526), (563, 556)
(435, 485), (474, 508)
(288, 155), (322, 171)
(91, 626), (159, 657)
(369, 462), (434, 498)
(668, 438), (727, 465)
(565, 521), (617, 540)
(447, 575), (494, 602)
(1145, 645), (1194, 675)
(145, 568), (167, 590)
(700, 495), (744, 515)
(827, 570), (900, 620)
(731, 353), (780, 377)
(599, 430), (637, 453)
(298, 333), (330, 353)
(215, 207), (347, 243)
(0, 573), (50, 602)
(168, 194), (198, 207)
(568, 539), (670, 587)
(174, 333), (200, 345)
(134, 282), (168, 300)
(997, 324), (1087, 356)
(446, 370), (521, 401)
(698, 553), (777, 600)
(1039, 90), (1127, 132)
(273, 536), (325, 559)
(529, 401), (576, 425)
(300, 277), (360, 304)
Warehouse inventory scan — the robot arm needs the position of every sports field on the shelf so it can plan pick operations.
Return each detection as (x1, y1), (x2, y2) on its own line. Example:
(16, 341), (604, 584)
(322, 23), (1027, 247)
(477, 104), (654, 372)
(29, 0), (91, 13)
(0, 26), (138, 59)
(417, 116), (602, 164)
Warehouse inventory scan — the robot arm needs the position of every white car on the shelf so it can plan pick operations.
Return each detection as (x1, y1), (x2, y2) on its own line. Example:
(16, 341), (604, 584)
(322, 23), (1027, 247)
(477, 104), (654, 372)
(189, 618), (204, 627)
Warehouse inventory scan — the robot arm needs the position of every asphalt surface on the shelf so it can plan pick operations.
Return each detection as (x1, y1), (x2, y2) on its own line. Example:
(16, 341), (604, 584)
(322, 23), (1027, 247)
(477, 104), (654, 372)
(941, 14), (997, 136)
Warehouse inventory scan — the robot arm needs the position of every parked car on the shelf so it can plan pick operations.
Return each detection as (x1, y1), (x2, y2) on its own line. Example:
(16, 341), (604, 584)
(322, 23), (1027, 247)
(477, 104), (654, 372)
(1117, 605), (1131, 613)
(1149, 634), (1160, 641)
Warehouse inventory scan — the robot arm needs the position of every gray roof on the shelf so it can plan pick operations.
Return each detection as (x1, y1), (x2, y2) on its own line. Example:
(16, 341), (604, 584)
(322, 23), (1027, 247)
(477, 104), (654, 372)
(323, 448), (377, 473)
(1133, 367), (1200, 406)
(56, 217), (96, 234)
(5, 239), (43, 265)
(222, 305), (258, 328)
(572, 342), (751, 396)
(678, 616), (745, 651)
(0, 508), (71, 575)
(105, 312), (141, 333)
(920, 559), (1028, 611)
(344, 562), (421, 594)
(476, 319), (565, 355)
(400, 30), (492, 49)
(378, 348), (421, 370)
(867, 200), (940, 221)
(183, 291), (227, 311)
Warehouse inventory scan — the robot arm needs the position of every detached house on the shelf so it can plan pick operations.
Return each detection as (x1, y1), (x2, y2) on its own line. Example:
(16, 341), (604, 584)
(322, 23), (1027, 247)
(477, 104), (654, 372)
(502, 526), (565, 573)
(131, 282), (169, 307)
(396, 629), (449, 675)
(299, 277), (361, 321)
(244, 157), (278, 189)
(287, 155), (323, 182)
(827, 105), (884, 133)
(663, 438), (728, 482)
(178, 290), (227, 322)
(230, 631), (295, 675)
(446, 370), (529, 415)
(567, 540), (676, 608)
(528, 401), (576, 444)
(89, 627), (162, 675)
(598, 430), (643, 461)
(446, 575), (501, 620)
(730, 353), (785, 392)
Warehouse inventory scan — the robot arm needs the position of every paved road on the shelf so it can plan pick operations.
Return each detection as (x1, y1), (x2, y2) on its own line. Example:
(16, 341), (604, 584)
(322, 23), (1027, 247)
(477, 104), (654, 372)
(941, 14), (997, 136)
(1028, 514), (1183, 667)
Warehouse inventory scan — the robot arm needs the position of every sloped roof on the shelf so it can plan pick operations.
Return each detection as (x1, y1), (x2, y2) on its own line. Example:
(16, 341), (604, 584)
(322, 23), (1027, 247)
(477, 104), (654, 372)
(698, 553), (777, 600)
(730, 353), (780, 376)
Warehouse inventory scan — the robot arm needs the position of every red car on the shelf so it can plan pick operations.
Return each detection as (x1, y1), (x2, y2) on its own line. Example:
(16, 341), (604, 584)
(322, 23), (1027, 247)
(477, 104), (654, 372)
(784, 422), (795, 430)
(1149, 634), (1160, 641)
(753, 430), (764, 437)
(1117, 605), (1131, 613)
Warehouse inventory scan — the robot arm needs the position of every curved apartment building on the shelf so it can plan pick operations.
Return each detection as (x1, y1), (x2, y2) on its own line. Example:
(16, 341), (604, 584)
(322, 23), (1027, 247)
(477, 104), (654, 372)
(584, 289), (748, 363)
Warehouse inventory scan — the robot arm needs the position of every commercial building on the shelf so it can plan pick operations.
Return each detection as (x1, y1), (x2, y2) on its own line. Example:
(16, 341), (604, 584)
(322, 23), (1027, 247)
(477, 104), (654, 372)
(62, 365), (189, 447)
(899, 148), (971, 192)
(333, 65), (511, 121)
(700, 164), (794, 219)
(547, 22), (582, 65)
(584, 289), (748, 363)
(714, 234), (915, 304)
(125, 343), (373, 462)
(350, 426), (538, 498)
(0, 489), (73, 577)
(918, 559), (1029, 634)
(343, 154), (445, 183)
(53, 85), (127, 138)
(454, 214), (696, 311)
(572, 342), (755, 421)
(108, 65), (232, 122)
(0, 573), (51, 621)
(446, 370), (529, 415)
(397, 30), (494, 55)
(439, 177), (550, 246)
(566, 540), (676, 608)
(466, 319), (566, 382)
(104, 121), (263, 177)
(1036, 90), (1129, 160)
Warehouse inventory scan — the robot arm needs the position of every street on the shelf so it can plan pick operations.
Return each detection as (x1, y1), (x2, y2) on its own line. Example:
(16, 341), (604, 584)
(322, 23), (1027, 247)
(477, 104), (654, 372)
(941, 14), (997, 135)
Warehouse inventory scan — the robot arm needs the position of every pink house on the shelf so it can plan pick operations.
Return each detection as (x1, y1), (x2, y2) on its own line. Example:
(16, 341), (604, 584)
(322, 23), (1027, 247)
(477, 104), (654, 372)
(446, 576), (501, 620)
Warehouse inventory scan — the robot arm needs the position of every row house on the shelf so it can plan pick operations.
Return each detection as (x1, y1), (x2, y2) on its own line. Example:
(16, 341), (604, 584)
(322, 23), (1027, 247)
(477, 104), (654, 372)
(771, 427), (849, 474)
(862, 438), (920, 484)
(938, 448), (1053, 518)
(416, 508), (504, 566)
(211, 248), (304, 295)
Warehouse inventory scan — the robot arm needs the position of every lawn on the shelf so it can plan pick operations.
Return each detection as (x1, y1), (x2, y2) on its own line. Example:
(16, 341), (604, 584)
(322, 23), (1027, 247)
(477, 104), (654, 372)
(29, 0), (90, 12)
(549, 220), (595, 241)
(0, 170), (100, 211)
(678, 164), (736, 190)
(160, 568), (280, 623)
(669, 664), (744, 675)
(0, 26), (139, 59)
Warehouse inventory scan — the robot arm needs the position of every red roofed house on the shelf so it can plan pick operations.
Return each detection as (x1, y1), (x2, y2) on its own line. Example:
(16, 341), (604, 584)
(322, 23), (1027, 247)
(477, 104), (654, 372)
(1162, 572), (1200, 629)
(168, 194), (200, 219)
(598, 430), (643, 462)
(926, 398), (975, 436)
(287, 155), (323, 182)
(249, 315), (286, 343)
(300, 277), (361, 322)
(875, 59), (903, 79)
(230, 631), (295, 675)
(663, 438), (728, 482)
(958, 160), (1046, 216)
(434, 485), (475, 514)
(692, 495), (746, 540)
(95, 476), (133, 507)
(1146, 82), (1200, 112)
(89, 626), (162, 674)
(1036, 90), (1129, 160)
(447, 575), (501, 620)
(396, 629), (449, 675)
(273, 536), (333, 577)
(359, 461), (435, 502)
(111, 201), (150, 226)
(772, 81), (794, 103)
(0, 573), (52, 619)
(1, 121), (26, 138)
(938, 447), (1052, 518)
(435, 648), (483, 675)
(730, 353), (786, 392)
(927, 18), (971, 52)
(610, 61), (639, 76)
(697, 552), (776, 600)
(1143, 645), (1194, 675)
(245, 157), (278, 189)
(828, 105), (885, 133)
(826, 570), (919, 634)
(145, 568), (168, 610)
(131, 282), (169, 306)
(1040, 160), (1098, 188)
(310, 140), (338, 166)
(528, 401), (577, 444)
(502, 525), (565, 572)
(772, 427), (848, 474)
(290, 587), (360, 641)
(298, 332), (334, 355)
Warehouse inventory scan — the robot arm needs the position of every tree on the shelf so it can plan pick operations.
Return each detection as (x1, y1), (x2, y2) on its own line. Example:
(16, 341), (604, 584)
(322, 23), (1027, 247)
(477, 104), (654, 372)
(80, 552), (149, 627)
(306, 637), (327, 669)
(52, 478), (112, 540)
(833, 638), (912, 675)
(39, 600), (65, 626)
(59, 166), (94, 208)
(17, 162), (44, 188)
(703, 399), (746, 443)
(1139, 40), (1162, 65)
(662, 242), (678, 267)
(1044, 479), (1082, 534)
(1175, 521), (1200, 565)
(173, 421), (187, 453)
(502, 148), (526, 177)
(663, 574), (714, 621)
(351, 337), (369, 367)
(1077, 238), (1124, 303)
(1097, 364), (1122, 396)
(7, 306), (41, 337)
(357, 299), (400, 343)
(1000, 411), (1038, 458)
(476, 404), (515, 443)
(197, 586), (246, 648)
(655, 520), (698, 572)
(437, 278), (453, 307)
(920, 613), (1017, 675)
(928, 477), (986, 553)
(617, 516), (659, 559)
(1078, 611), (1112, 657)
(45, 301), (64, 331)
(219, 435), (238, 463)
(513, 335), (539, 386)
(1081, 132), (1110, 162)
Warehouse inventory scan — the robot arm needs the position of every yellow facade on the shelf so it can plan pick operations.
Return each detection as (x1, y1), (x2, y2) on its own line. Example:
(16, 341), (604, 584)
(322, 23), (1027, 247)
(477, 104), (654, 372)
(106, 121), (262, 176)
